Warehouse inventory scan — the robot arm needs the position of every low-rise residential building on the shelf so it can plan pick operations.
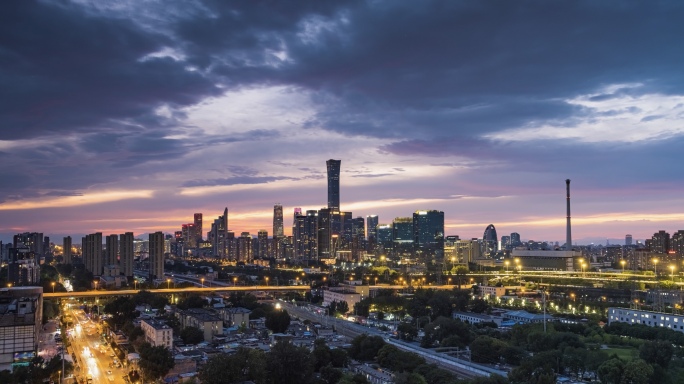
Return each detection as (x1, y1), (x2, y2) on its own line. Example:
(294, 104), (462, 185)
(503, 310), (550, 324)
(140, 319), (173, 349)
(350, 362), (394, 384)
(452, 311), (501, 326)
(176, 308), (223, 342)
(217, 307), (251, 327)
(608, 307), (684, 332)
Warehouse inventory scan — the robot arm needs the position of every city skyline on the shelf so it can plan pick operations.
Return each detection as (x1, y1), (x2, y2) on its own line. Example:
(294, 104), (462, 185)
(2, 2), (684, 243)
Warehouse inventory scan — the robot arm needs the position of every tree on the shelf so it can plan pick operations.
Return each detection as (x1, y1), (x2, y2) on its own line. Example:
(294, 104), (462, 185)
(199, 347), (267, 384)
(394, 372), (428, 384)
(349, 335), (386, 361)
(320, 364), (343, 384)
(597, 357), (625, 384)
(469, 336), (507, 364)
(312, 339), (332, 371)
(266, 340), (313, 384)
(621, 358), (653, 384)
(180, 326), (205, 344)
(469, 298), (490, 314)
(639, 339), (674, 368)
(397, 321), (418, 341)
(265, 309), (291, 333)
(138, 343), (174, 382)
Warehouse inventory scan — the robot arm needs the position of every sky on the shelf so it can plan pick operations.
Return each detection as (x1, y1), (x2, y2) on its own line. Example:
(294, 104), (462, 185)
(2, 0), (684, 245)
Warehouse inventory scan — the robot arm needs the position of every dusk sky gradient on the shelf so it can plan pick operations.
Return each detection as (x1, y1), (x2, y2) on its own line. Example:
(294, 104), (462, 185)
(2, 0), (684, 244)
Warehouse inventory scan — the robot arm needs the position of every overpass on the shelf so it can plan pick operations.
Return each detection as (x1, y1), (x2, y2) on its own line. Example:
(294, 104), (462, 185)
(44, 285), (310, 299)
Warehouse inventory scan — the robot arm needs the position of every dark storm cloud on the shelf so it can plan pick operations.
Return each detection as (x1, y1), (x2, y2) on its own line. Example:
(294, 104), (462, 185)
(0, 1), (220, 140)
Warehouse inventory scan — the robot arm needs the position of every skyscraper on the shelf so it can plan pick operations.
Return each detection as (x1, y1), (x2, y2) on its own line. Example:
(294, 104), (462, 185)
(510, 232), (521, 247)
(148, 232), (164, 281)
(367, 215), (378, 253)
(63, 236), (72, 264)
(273, 204), (284, 238)
(326, 159), (341, 211)
(483, 224), (498, 254)
(625, 234), (633, 246)
(412, 210), (445, 260)
(211, 208), (229, 258)
(194, 213), (203, 242)
(393, 217), (414, 257)
(120, 232), (134, 278)
(105, 234), (118, 266)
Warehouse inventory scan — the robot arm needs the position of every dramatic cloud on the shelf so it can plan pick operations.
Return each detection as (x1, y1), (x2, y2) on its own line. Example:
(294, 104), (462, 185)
(2, 0), (684, 243)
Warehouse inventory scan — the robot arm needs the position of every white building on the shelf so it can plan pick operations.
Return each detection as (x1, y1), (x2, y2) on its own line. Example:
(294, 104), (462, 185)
(607, 307), (684, 332)
(140, 319), (173, 349)
(323, 289), (361, 314)
(452, 311), (502, 326)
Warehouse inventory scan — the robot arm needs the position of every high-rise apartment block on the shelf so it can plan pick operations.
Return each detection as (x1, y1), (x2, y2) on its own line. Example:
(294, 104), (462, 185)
(105, 234), (118, 266)
(62, 236), (72, 264)
(650, 230), (670, 254)
(238, 232), (253, 262)
(273, 204), (284, 238)
(148, 232), (165, 281)
(83, 232), (103, 276)
(120, 232), (134, 277)
(625, 234), (633, 246)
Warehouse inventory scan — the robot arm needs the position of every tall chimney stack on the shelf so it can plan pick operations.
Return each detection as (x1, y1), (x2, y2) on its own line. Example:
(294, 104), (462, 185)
(566, 179), (572, 250)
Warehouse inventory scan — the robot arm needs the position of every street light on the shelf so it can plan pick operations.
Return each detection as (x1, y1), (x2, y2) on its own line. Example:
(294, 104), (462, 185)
(265, 277), (269, 286)
(167, 278), (171, 289)
(620, 259), (626, 274)
(93, 281), (98, 290)
(653, 258), (659, 277)
(134, 279), (138, 290)
(201, 278), (205, 288)
(505, 260), (510, 273)
(233, 277), (238, 286)
(374, 277), (378, 285)
(670, 265), (675, 281)
(52, 282), (56, 293)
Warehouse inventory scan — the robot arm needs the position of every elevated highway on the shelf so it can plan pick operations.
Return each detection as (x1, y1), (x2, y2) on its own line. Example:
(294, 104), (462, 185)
(44, 285), (310, 299)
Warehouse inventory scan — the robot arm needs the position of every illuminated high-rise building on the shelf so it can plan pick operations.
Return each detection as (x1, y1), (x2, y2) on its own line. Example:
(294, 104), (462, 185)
(194, 213), (203, 242)
(294, 210), (318, 260)
(210, 208), (229, 258)
(273, 204), (284, 238)
(148, 232), (165, 281)
(238, 232), (253, 262)
(257, 230), (269, 259)
(650, 230), (670, 254)
(63, 236), (72, 264)
(326, 159), (341, 211)
(105, 234), (118, 266)
(393, 217), (414, 257)
(412, 210), (444, 260)
(366, 215), (378, 253)
(377, 224), (393, 255)
(120, 232), (134, 277)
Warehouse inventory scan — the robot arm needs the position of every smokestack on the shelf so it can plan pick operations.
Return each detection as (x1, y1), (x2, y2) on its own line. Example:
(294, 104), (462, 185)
(566, 179), (572, 250)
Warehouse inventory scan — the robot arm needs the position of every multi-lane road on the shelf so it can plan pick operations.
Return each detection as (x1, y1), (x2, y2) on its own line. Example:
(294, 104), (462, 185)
(68, 306), (127, 384)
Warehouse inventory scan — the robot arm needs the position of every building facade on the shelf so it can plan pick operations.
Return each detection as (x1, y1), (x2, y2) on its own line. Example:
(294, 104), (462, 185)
(140, 319), (173, 349)
(148, 232), (165, 281)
